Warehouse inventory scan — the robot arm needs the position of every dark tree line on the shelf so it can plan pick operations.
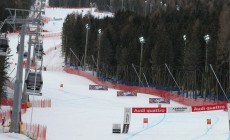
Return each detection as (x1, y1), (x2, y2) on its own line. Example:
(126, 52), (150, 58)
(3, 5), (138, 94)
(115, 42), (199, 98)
(62, 0), (230, 101)
(0, 0), (33, 104)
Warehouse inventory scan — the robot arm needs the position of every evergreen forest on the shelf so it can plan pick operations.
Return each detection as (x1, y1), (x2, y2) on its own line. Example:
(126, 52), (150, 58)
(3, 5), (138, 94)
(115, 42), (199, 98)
(0, 0), (32, 104)
(61, 0), (230, 101)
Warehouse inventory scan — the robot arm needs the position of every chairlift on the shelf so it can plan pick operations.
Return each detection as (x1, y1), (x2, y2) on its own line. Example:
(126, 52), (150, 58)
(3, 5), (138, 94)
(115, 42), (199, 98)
(0, 35), (9, 56)
(24, 51), (28, 58)
(16, 44), (20, 53)
(25, 71), (43, 96)
(35, 44), (43, 53)
(35, 52), (43, 61)
(35, 44), (45, 60)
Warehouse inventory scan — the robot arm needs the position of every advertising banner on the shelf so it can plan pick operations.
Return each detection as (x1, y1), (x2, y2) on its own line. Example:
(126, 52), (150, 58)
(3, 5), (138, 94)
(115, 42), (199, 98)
(227, 103), (230, 131)
(192, 104), (227, 112)
(132, 107), (167, 113)
(89, 85), (108, 90)
(167, 107), (191, 113)
(122, 124), (130, 133)
(117, 91), (137, 97)
(112, 124), (121, 133)
(149, 98), (170, 104)
(123, 107), (131, 124)
(122, 107), (131, 133)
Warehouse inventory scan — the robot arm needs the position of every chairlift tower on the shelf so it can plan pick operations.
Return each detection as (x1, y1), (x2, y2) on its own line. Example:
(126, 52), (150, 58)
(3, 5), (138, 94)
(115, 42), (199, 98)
(22, 0), (46, 103)
(3, 1), (45, 133)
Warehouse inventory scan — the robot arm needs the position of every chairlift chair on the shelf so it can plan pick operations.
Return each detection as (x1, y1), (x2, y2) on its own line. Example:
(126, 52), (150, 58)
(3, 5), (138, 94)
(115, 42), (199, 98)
(35, 44), (44, 60)
(25, 71), (43, 96)
(0, 35), (9, 56)
(23, 51), (28, 58)
(16, 44), (20, 53)
(35, 52), (43, 61)
(35, 44), (43, 54)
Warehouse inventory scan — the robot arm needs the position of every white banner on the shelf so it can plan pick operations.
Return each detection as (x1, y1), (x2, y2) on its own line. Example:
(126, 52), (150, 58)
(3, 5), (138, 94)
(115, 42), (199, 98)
(112, 123), (121, 133)
(227, 103), (230, 118)
(123, 107), (131, 124)
(227, 103), (230, 131)
(167, 107), (191, 113)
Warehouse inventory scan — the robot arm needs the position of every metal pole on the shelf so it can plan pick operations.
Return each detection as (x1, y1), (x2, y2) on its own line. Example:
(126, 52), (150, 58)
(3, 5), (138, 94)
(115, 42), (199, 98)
(84, 25), (89, 71)
(143, 73), (149, 87)
(209, 64), (229, 102)
(150, 3), (153, 13)
(122, 0), (124, 10)
(183, 35), (186, 69)
(145, 1), (147, 17)
(132, 64), (143, 87)
(205, 44), (208, 73)
(184, 40), (186, 68)
(204, 35), (209, 99)
(22, 34), (32, 103)
(165, 64), (181, 94)
(139, 43), (143, 86)
(10, 24), (26, 133)
(91, 55), (97, 67)
(97, 29), (101, 76)
(70, 48), (82, 67)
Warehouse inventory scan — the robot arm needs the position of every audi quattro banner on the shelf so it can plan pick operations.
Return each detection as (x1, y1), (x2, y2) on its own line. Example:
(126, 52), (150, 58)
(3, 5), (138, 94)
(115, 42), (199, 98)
(149, 98), (170, 104)
(89, 85), (108, 90)
(117, 91), (137, 96)
(192, 104), (227, 112)
(167, 107), (191, 113)
(132, 107), (167, 113)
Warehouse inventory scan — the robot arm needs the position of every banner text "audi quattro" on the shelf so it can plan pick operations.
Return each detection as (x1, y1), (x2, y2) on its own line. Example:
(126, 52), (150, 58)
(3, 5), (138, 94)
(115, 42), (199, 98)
(132, 107), (166, 113)
(192, 104), (227, 112)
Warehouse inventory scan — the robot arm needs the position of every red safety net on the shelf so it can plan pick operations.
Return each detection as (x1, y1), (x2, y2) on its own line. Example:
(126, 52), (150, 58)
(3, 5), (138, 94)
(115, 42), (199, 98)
(64, 67), (227, 106)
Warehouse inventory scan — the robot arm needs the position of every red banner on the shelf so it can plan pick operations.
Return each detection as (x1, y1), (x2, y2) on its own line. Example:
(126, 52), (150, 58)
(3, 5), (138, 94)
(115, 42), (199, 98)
(64, 67), (228, 106)
(192, 104), (227, 112)
(132, 107), (167, 113)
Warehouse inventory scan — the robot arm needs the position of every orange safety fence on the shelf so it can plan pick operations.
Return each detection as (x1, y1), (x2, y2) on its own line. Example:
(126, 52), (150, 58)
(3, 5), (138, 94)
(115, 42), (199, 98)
(23, 59), (37, 69)
(43, 32), (61, 38)
(0, 110), (11, 125)
(22, 122), (47, 140)
(1, 98), (27, 114)
(5, 79), (15, 90)
(64, 67), (227, 106)
(30, 99), (51, 108)
(47, 6), (91, 9)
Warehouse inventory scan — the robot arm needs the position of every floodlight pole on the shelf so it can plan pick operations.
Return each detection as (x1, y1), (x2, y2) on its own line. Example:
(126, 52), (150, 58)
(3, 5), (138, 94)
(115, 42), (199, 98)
(145, 1), (147, 17)
(83, 24), (90, 71)
(10, 24), (26, 133)
(204, 34), (210, 99)
(96, 29), (102, 76)
(139, 36), (145, 86)
(183, 34), (187, 69)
